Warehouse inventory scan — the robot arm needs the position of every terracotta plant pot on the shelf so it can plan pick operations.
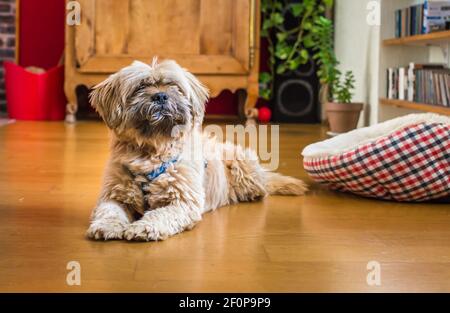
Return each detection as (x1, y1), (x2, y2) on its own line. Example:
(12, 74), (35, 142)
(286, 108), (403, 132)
(325, 102), (363, 134)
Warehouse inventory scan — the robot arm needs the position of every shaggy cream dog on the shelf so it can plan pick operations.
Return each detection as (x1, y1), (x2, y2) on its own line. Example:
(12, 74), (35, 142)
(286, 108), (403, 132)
(87, 59), (307, 241)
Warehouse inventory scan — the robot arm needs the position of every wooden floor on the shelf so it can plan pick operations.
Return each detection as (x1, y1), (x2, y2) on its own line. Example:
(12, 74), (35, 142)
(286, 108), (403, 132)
(0, 121), (449, 292)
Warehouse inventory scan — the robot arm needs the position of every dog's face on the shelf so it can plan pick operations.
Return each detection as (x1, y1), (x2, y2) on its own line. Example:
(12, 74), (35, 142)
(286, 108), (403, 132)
(90, 59), (208, 139)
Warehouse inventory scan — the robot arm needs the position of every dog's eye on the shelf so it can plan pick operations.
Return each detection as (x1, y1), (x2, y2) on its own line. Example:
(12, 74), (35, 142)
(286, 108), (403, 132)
(135, 83), (150, 93)
(169, 84), (183, 94)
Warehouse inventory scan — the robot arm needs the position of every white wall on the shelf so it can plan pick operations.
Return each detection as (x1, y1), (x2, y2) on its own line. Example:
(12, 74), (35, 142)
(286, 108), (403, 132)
(334, 0), (381, 126)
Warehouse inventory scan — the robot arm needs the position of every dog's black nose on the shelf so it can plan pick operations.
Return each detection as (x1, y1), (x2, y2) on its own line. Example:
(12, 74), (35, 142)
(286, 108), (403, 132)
(152, 92), (169, 104)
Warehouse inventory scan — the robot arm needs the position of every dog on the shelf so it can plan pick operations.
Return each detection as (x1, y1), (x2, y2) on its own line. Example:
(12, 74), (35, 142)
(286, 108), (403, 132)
(87, 59), (307, 241)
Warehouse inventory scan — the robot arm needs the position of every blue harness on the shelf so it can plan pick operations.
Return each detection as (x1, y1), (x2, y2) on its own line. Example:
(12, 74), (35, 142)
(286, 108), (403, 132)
(145, 157), (179, 182)
(125, 158), (208, 211)
(144, 158), (208, 182)
(126, 157), (208, 184)
(124, 157), (208, 211)
(124, 157), (178, 212)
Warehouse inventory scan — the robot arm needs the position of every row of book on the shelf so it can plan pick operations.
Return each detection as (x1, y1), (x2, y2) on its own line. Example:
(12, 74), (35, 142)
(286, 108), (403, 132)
(395, 1), (450, 38)
(387, 64), (450, 107)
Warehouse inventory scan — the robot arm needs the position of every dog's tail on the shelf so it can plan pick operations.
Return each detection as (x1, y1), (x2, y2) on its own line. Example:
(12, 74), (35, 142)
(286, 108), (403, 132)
(263, 171), (308, 196)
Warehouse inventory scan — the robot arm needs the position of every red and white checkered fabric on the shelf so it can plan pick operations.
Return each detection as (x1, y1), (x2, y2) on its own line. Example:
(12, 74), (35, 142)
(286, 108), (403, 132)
(303, 123), (450, 202)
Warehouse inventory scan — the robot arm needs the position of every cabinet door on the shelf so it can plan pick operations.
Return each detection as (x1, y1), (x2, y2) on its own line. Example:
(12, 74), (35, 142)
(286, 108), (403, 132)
(74, 0), (252, 74)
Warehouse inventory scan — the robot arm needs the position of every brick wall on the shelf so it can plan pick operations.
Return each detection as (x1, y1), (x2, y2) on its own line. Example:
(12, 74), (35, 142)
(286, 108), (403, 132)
(0, 0), (15, 113)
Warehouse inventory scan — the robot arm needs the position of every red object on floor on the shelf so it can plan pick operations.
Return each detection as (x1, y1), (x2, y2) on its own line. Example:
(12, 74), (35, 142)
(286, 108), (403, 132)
(4, 62), (66, 120)
(258, 107), (272, 123)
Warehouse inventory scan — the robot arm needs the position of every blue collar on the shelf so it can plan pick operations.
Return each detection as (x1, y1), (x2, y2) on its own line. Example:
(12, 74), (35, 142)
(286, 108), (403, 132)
(126, 157), (207, 184)
(125, 157), (207, 213)
(145, 157), (179, 182)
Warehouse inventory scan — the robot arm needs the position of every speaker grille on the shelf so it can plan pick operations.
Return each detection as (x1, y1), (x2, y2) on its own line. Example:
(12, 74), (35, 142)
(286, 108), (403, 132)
(269, 0), (322, 123)
(277, 79), (314, 117)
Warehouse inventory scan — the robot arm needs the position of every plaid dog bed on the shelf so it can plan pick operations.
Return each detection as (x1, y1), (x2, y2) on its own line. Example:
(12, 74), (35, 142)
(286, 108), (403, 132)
(302, 114), (450, 202)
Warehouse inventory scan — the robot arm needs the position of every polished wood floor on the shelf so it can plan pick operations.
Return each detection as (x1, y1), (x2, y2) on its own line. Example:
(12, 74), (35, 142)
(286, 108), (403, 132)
(0, 121), (449, 292)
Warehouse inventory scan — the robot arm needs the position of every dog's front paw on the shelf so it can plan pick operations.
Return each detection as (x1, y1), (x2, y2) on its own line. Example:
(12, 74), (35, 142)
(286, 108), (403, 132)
(124, 220), (169, 241)
(86, 219), (128, 240)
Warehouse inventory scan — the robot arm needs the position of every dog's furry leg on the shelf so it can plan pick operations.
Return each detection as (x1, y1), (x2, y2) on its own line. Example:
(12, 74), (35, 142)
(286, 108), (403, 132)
(124, 161), (205, 241)
(124, 203), (202, 241)
(263, 171), (308, 196)
(86, 201), (132, 240)
(87, 161), (143, 240)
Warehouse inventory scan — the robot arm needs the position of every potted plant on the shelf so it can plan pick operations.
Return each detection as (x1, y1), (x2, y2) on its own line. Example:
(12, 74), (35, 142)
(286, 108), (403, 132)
(311, 16), (363, 134)
(260, 1), (362, 133)
(325, 72), (363, 134)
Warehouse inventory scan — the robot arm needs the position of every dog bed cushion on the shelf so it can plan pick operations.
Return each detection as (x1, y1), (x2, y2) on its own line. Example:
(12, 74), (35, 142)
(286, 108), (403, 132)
(302, 113), (450, 202)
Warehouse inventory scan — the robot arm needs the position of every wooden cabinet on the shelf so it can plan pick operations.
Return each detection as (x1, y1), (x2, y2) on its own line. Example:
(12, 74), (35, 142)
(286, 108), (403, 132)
(65, 0), (260, 122)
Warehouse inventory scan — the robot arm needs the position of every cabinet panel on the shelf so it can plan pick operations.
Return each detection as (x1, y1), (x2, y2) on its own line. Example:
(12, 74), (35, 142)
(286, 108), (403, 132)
(74, 0), (250, 74)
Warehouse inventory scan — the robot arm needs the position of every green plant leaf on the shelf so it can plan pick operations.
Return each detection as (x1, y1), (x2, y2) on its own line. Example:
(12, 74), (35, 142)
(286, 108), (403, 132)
(259, 72), (272, 84)
(274, 1), (283, 10)
(288, 58), (300, 70)
(276, 32), (288, 42)
(261, 2), (268, 13)
(275, 42), (290, 60)
(323, 0), (334, 8)
(290, 3), (303, 17)
(270, 12), (284, 25)
(303, 35), (314, 48)
(304, 21), (312, 30)
(259, 88), (271, 100)
(300, 49), (309, 60)
(276, 63), (287, 74)
(319, 16), (332, 26)
(263, 19), (272, 30)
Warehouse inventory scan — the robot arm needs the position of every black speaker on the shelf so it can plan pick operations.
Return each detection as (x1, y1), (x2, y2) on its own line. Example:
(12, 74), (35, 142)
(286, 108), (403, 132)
(271, 2), (321, 124)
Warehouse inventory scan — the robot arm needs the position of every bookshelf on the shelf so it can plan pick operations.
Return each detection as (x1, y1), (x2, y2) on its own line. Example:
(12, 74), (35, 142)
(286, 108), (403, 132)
(378, 1), (450, 122)
(383, 30), (450, 46)
(380, 98), (450, 116)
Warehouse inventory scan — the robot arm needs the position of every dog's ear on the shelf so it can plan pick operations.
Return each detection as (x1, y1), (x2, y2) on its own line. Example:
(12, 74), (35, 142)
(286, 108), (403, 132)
(89, 73), (123, 129)
(184, 70), (209, 125)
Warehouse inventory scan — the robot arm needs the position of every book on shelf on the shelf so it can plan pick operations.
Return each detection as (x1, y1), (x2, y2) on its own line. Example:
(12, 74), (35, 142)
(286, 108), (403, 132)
(407, 63), (415, 102)
(387, 64), (450, 107)
(424, 0), (450, 33)
(395, 0), (450, 38)
(399, 68), (406, 100)
(387, 68), (393, 99)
